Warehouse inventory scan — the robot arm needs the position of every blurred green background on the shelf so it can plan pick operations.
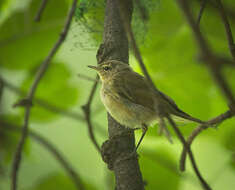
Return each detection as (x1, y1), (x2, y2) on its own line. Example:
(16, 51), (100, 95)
(1, 0), (235, 189)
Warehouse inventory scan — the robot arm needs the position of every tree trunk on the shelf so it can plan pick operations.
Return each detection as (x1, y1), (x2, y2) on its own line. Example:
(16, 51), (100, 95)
(96, 0), (145, 190)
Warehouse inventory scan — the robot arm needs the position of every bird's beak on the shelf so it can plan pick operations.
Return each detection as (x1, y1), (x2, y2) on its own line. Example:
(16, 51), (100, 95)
(88, 65), (99, 71)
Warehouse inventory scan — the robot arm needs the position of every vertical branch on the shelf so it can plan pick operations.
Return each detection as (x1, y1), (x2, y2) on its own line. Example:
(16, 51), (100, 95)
(99, 0), (145, 189)
(11, 1), (78, 190)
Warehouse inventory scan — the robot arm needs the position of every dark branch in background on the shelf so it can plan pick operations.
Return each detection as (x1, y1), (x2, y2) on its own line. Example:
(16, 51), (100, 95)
(0, 77), (106, 136)
(215, 0), (235, 61)
(34, 0), (48, 22)
(11, 1), (77, 190)
(197, 0), (206, 26)
(0, 120), (85, 190)
(180, 110), (234, 171)
(177, 0), (235, 179)
(166, 116), (212, 190)
(82, 75), (101, 153)
(77, 73), (99, 82)
(176, 0), (235, 109)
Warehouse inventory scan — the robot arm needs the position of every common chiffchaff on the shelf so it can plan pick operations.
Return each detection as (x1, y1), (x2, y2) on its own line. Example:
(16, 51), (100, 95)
(88, 60), (204, 148)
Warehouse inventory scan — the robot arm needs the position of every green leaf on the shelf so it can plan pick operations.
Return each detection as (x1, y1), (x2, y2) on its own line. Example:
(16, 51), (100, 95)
(21, 62), (79, 122)
(0, 0), (68, 70)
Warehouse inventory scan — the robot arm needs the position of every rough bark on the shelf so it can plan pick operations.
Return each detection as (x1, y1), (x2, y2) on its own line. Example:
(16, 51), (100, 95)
(97, 0), (145, 189)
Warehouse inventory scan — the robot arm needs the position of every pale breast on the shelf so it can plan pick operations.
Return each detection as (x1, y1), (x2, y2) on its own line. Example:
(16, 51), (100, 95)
(100, 84), (157, 128)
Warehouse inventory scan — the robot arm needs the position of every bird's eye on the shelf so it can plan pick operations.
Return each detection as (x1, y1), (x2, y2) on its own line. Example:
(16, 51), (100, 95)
(103, 66), (111, 71)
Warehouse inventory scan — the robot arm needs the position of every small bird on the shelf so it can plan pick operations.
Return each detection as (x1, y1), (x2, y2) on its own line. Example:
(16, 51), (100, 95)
(88, 60), (205, 150)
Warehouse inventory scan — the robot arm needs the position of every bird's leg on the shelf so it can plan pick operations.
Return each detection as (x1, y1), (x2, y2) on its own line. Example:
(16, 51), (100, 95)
(134, 124), (148, 152)
(116, 125), (148, 162)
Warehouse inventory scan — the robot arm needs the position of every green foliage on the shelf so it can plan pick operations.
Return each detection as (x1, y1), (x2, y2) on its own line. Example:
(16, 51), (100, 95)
(0, 0), (68, 70)
(21, 62), (79, 122)
(0, 0), (8, 11)
(31, 173), (77, 190)
(0, 115), (30, 169)
(1, 0), (235, 189)
(141, 148), (180, 190)
(30, 173), (98, 190)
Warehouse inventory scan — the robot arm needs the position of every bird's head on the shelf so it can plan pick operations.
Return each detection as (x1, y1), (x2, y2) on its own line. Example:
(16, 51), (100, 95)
(88, 60), (131, 82)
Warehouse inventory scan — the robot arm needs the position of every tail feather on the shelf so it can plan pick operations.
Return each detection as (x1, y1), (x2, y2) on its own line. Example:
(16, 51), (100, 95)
(173, 110), (205, 124)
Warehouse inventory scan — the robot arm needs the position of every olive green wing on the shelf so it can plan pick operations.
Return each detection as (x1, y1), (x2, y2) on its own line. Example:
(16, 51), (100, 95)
(113, 71), (155, 111)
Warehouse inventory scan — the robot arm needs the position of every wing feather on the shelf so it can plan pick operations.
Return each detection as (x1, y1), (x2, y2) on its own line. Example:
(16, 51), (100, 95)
(112, 71), (155, 111)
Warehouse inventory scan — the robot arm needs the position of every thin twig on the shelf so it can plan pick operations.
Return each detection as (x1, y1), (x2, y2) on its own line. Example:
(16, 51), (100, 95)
(204, 0), (235, 26)
(11, 1), (77, 189)
(197, 0), (206, 26)
(0, 76), (106, 136)
(176, 0), (235, 111)
(82, 75), (101, 153)
(180, 110), (234, 171)
(34, 0), (49, 22)
(215, 0), (235, 61)
(77, 73), (99, 82)
(167, 116), (212, 190)
(0, 120), (85, 190)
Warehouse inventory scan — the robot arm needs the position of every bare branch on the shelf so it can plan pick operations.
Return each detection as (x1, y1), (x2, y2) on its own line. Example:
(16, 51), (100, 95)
(11, 1), (78, 189)
(34, 0), (49, 22)
(82, 76), (101, 153)
(167, 116), (212, 190)
(99, 0), (145, 189)
(175, 0), (235, 110)
(180, 110), (234, 171)
(215, 0), (235, 61)
(77, 73), (99, 82)
(0, 120), (85, 190)
(0, 76), (106, 137)
(197, 0), (206, 26)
